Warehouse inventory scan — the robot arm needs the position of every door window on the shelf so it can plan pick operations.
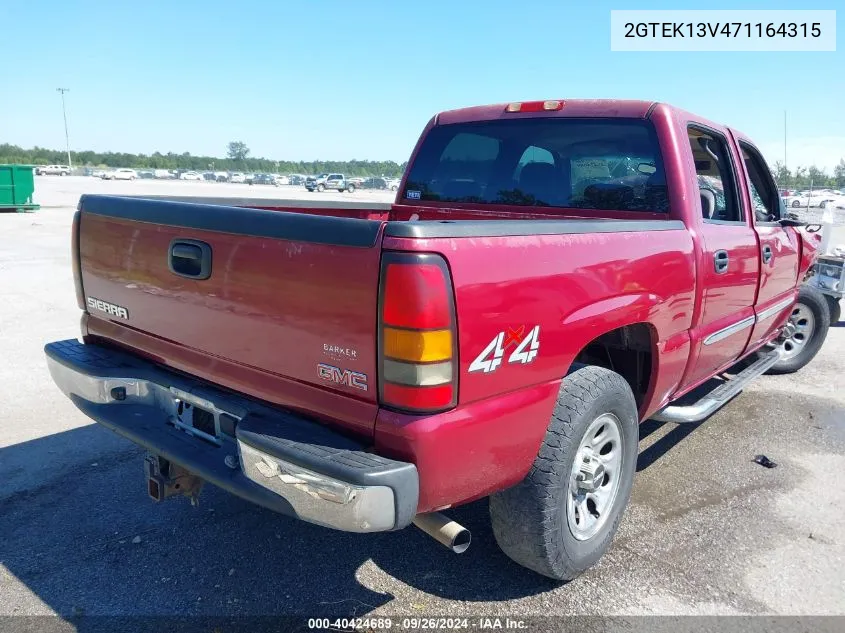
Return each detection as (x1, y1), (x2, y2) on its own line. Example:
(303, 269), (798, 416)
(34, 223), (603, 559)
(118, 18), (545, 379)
(740, 143), (781, 223)
(688, 127), (741, 223)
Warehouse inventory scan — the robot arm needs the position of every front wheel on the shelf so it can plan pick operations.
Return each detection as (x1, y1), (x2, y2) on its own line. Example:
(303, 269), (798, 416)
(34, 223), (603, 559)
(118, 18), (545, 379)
(767, 285), (830, 374)
(490, 365), (638, 581)
(792, 200), (801, 208)
(346, 184), (355, 193)
(316, 184), (325, 192)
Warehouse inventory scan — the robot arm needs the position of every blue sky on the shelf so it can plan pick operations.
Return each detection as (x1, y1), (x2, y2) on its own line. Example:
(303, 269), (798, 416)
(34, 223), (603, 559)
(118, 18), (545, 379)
(1, 0), (842, 169)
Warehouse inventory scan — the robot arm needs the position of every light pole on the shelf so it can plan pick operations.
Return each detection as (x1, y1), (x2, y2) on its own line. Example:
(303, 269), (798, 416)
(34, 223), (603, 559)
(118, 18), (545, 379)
(56, 88), (72, 170)
(783, 110), (787, 172)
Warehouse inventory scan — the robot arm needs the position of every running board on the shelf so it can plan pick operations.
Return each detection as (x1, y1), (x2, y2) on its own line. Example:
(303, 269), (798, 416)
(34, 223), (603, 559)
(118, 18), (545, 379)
(651, 349), (782, 424)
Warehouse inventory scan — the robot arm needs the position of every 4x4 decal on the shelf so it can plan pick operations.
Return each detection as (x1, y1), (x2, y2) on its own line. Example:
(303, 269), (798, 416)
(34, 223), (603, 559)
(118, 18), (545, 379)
(468, 325), (541, 374)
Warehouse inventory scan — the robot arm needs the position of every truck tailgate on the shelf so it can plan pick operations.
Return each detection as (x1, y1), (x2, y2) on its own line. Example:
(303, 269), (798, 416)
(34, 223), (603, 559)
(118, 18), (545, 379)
(77, 195), (385, 436)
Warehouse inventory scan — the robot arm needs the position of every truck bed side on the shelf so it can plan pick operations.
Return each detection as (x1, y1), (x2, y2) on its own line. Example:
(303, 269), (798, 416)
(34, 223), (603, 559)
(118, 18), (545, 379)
(375, 219), (695, 512)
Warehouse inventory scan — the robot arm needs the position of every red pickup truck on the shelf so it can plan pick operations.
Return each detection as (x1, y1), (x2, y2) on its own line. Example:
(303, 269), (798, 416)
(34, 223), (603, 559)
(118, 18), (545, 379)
(46, 99), (828, 581)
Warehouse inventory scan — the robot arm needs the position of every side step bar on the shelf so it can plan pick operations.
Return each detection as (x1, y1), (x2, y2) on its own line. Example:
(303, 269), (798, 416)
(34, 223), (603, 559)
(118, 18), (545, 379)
(651, 349), (782, 424)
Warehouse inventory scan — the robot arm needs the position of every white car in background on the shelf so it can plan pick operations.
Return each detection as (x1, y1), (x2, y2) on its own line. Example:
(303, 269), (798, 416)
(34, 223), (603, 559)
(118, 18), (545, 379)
(273, 175), (290, 185)
(180, 171), (203, 181)
(384, 178), (401, 191)
(230, 172), (246, 184)
(786, 191), (840, 209)
(102, 168), (137, 181)
(36, 164), (71, 176)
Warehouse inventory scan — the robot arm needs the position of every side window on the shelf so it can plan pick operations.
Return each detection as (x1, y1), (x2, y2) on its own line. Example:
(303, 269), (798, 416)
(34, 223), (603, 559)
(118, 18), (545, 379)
(740, 143), (781, 222)
(687, 127), (741, 223)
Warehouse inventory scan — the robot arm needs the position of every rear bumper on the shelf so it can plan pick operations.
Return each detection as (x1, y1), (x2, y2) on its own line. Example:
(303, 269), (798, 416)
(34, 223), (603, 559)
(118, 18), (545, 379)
(44, 339), (419, 532)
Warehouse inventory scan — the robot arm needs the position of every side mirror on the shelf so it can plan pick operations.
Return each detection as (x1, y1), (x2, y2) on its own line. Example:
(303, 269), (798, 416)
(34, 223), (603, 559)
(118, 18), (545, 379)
(637, 163), (657, 175)
(779, 217), (805, 227)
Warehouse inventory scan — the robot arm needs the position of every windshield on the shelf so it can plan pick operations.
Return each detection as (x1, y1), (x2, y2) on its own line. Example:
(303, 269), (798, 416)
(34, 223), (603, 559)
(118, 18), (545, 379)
(403, 118), (669, 213)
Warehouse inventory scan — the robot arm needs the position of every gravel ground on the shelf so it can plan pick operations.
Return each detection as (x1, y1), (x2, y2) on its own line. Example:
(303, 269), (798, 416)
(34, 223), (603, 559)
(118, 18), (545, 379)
(1, 179), (843, 624)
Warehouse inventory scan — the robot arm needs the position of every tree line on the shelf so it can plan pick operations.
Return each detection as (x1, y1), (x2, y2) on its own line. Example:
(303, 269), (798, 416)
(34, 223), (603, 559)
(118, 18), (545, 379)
(0, 142), (408, 178)
(3, 140), (843, 188)
(773, 160), (845, 190)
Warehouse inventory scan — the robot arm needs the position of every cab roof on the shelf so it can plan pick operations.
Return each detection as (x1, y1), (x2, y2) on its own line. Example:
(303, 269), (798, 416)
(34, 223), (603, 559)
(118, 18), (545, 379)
(435, 99), (658, 125)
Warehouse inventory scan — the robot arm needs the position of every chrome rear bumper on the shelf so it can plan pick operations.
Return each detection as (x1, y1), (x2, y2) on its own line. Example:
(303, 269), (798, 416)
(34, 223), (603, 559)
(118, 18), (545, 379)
(45, 339), (419, 532)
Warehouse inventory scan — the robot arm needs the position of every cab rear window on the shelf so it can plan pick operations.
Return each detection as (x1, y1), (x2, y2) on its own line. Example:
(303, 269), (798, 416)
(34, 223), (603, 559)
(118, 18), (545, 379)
(403, 118), (669, 213)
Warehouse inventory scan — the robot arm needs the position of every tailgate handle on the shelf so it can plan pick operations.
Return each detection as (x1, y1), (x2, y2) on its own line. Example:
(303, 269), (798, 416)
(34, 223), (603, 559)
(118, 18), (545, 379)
(169, 239), (212, 280)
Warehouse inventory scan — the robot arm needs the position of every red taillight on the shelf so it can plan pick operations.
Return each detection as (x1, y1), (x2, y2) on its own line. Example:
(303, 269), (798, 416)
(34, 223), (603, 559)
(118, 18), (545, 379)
(382, 383), (454, 411)
(383, 263), (451, 329)
(379, 253), (457, 413)
(71, 209), (86, 309)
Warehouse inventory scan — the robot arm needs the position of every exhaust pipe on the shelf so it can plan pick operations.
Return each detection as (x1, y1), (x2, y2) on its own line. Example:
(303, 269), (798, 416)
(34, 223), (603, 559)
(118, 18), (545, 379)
(412, 512), (471, 554)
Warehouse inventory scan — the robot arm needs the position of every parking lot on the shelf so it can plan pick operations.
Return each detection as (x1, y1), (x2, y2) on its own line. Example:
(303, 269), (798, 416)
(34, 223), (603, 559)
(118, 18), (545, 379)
(1, 178), (843, 620)
(29, 175), (397, 208)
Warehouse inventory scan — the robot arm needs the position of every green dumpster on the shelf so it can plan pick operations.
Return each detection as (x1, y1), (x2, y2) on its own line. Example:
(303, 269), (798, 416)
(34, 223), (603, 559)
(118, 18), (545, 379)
(0, 164), (40, 212)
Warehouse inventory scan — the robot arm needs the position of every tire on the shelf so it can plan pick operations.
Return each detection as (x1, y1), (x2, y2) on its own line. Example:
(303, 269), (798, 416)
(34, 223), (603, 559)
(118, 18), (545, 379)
(792, 200), (801, 207)
(489, 365), (639, 581)
(767, 284), (830, 374)
(820, 201), (827, 209)
(347, 184), (355, 193)
(317, 184), (325, 192)
(391, 185), (398, 191)
(825, 295), (841, 325)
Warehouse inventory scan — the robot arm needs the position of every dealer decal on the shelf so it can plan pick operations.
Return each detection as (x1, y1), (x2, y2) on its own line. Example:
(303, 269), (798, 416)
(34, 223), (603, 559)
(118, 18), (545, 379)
(468, 325), (540, 374)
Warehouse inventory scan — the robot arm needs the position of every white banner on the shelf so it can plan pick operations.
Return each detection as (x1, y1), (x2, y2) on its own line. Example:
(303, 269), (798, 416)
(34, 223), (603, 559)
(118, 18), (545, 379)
(610, 10), (836, 52)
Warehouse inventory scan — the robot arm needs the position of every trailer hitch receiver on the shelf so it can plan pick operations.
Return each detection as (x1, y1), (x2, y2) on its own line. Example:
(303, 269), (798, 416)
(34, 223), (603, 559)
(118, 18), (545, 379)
(144, 453), (204, 506)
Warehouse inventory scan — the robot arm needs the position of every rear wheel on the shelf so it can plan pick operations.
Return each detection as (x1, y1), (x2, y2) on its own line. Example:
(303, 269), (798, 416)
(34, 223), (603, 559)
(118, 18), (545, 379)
(347, 184), (355, 193)
(767, 285), (830, 374)
(825, 296), (841, 325)
(489, 365), (638, 581)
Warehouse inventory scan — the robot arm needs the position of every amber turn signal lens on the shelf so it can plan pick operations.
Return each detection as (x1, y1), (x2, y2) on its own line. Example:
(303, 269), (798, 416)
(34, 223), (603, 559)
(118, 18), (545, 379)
(384, 327), (452, 363)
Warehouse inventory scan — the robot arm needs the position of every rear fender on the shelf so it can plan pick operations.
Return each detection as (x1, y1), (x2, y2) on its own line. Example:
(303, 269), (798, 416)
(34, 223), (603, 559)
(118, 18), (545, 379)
(561, 292), (689, 420)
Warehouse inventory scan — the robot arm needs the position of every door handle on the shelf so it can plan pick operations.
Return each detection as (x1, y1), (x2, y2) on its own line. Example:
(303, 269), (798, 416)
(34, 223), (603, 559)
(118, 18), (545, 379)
(172, 244), (202, 260)
(169, 239), (212, 280)
(762, 245), (773, 264)
(714, 250), (729, 274)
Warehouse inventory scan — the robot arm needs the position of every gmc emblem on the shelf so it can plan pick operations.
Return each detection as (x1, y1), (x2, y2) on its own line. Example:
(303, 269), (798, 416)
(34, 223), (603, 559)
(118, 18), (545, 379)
(87, 296), (129, 320)
(317, 363), (368, 391)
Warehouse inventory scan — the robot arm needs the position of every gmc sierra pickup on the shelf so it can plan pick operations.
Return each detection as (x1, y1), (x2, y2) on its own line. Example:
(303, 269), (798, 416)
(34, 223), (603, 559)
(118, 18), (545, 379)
(46, 99), (828, 581)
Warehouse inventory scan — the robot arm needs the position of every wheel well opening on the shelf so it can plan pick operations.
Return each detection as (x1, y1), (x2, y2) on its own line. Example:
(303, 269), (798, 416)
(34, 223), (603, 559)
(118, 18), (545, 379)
(573, 324), (654, 408)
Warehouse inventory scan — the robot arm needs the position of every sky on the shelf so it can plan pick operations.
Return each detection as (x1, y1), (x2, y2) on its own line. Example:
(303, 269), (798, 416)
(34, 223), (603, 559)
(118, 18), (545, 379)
(1, 0), (842, 170)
